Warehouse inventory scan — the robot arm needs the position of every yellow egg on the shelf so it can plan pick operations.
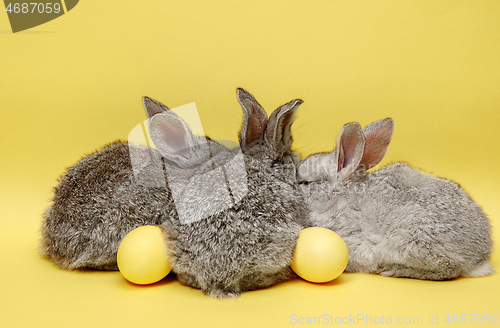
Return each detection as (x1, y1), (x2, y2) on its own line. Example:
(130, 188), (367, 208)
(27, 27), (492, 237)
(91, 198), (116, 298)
(117, 225), (171, 285)
(290, 227), (349, 283)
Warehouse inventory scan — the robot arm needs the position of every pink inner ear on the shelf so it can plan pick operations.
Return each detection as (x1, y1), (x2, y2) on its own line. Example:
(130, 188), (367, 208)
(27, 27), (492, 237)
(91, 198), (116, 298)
(360, 121), (393, 169)
(337, 146), (345, 172)
(277, 110), (293, 146)
(342, 133), (360, 168)
(335, 123), (365, 178)
(157, 120), (190, 158)
(245, 102), (268, 145)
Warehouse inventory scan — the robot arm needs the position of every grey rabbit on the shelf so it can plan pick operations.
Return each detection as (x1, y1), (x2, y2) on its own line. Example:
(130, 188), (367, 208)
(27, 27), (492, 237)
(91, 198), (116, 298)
(296, 118), (494, 280)
(40, 88), (310, 298)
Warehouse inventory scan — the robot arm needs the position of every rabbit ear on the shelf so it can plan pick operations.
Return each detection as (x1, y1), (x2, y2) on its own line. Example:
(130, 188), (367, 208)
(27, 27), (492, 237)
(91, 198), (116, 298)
(335, 123), (365, 180)
(143, 96), (170, 119)
(359, 118), (394, 170)
(237, 88), (268, 151)
(265, 99), (303, 154)
(149, 112), (198, 165)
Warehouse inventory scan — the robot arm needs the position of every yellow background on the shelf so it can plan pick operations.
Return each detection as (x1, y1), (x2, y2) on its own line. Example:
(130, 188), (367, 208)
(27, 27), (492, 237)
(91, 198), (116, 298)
(1, 1), (499, 327)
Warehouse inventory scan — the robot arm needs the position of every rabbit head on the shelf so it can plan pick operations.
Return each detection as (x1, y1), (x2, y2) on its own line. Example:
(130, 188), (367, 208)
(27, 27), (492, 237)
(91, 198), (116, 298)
(237, 88), (302, 164)
(297, 118), (394, 211)
(144, 96), (229, 169)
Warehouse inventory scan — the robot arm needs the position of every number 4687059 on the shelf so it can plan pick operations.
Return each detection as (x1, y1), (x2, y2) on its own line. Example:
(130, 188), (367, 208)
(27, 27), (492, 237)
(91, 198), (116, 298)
(5, 3), (62, 14)
(444, 314), (498, 324)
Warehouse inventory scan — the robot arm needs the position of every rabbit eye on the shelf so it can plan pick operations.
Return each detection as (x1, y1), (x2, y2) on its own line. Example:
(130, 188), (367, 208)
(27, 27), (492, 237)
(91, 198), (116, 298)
(271, 159), (289, 167)
(270, 160), (281, 168)
(298, 181), (310, 185)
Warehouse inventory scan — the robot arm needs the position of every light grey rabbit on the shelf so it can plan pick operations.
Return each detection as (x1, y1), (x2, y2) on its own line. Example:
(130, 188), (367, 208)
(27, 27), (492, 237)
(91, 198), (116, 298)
(297, 118), (494, 280)
(41, 88), (310, 298)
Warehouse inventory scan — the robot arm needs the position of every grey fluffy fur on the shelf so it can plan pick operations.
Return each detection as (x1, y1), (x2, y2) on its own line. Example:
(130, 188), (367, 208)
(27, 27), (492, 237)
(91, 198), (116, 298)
(40, 89), (310, 298)
(297, 118), (494, 280)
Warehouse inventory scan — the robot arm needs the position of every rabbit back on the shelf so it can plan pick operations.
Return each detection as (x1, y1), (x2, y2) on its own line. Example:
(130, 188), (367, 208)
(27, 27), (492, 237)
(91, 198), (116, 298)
(370, 163), (493, 279)
(40, 141), (173, 270)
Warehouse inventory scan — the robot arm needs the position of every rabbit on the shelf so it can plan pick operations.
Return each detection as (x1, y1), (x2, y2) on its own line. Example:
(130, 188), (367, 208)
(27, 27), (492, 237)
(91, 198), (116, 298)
(296, 118), (494, 280)
(39, 96), (223, 271)
(40, 88), (310, 298)
(159, 89), (310, 298)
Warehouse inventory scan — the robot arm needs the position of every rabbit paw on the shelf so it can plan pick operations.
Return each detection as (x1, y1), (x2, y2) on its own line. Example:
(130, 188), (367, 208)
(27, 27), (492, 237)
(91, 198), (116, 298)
(204, 289), (240, 299)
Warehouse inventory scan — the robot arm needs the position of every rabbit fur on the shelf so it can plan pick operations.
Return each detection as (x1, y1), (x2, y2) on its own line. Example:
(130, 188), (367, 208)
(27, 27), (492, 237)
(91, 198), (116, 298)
(297, 118), (494, 280)
(40, 88), (310, 298)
